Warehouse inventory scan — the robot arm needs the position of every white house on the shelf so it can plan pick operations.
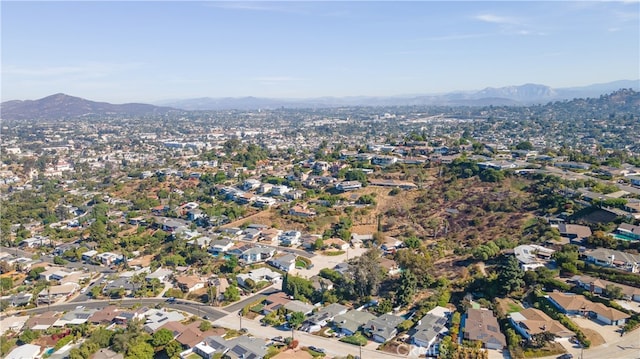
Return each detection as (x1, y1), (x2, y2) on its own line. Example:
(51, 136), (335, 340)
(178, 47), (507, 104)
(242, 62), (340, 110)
(280, 230), (302, 247)
(5, 344), (42, 359)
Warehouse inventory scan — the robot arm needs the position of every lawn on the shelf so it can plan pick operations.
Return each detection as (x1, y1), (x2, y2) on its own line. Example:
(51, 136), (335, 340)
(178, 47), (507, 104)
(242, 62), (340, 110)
(339, 333), (368, 346)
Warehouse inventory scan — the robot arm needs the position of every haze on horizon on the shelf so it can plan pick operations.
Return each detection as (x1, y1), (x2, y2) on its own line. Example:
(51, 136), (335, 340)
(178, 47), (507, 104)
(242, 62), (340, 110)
(2, 1), (639, 104)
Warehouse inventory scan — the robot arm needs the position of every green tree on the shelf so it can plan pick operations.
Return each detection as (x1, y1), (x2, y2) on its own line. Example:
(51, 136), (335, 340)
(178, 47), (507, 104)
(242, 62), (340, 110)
(224, 284), (240, 302)
(18, 329), (38, 344)
(404, 236), (420, 249)
(288, 311), (306, 339)
(496, 256), (525, 296)
(125, 340), (154, 359)
(152, 328), (174, 347)
(164, 340), (183, 359)
(376, 299), (393, 315)
(396, 269), (417, 307)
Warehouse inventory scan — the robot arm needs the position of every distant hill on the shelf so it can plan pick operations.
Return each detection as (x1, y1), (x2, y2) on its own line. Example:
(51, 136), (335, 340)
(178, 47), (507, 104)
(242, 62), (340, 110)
(157, 79), (640, 110)
(3, 80), (639, 115)
(0, 93), (177, 120)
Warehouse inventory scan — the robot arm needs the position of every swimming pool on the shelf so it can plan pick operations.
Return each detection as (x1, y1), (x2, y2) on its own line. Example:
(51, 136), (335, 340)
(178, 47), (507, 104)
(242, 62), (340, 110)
(613, 233), (639, 242)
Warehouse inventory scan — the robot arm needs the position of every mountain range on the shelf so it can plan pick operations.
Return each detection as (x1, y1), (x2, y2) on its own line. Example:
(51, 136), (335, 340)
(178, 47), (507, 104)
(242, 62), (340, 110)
(0, 93), (176, 120)
(1, 80), (638, 119)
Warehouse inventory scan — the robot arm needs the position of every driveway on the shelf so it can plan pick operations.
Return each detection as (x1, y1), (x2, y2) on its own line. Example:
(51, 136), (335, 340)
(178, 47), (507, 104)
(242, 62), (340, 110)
(291, 247), (368, 278)
(572, 316), (621, 344)
(213, 312), (405, 359)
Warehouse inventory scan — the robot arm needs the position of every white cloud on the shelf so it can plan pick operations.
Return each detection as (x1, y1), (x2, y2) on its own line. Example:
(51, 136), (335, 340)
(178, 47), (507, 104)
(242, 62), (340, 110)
(475, 13), (520, 25)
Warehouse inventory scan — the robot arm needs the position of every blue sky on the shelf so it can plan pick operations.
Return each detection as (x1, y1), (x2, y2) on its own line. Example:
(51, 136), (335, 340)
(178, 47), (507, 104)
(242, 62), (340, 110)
(2, 1), (639, 103)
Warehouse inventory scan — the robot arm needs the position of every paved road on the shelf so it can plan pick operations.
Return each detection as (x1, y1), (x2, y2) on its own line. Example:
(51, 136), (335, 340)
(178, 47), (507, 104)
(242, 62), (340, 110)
(213, 311), (405, 359)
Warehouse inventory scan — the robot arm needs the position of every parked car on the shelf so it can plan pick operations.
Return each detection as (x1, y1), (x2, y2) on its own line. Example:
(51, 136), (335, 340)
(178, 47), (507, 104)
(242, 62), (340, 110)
(557, 354), (573, 359)
(308, 346), (326, 354)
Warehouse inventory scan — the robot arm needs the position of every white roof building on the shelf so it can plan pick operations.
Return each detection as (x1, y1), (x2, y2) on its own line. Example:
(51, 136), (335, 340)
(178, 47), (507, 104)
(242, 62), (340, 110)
(5, 344), (41, 359)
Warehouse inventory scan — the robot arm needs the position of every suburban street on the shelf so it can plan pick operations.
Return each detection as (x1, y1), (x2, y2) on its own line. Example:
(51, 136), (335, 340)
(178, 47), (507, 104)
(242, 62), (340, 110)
(213, 310), (405, 359)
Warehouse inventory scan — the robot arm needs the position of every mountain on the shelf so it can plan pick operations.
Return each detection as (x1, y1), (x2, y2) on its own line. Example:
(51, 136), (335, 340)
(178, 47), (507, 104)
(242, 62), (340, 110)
(3, 80), (639, 116)
(157, 80), (639, 110)
(0, 93), (177, 120)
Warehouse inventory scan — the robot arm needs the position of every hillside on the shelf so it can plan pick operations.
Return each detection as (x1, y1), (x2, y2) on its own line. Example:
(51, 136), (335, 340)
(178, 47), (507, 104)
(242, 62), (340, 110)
(0, 93), (177, 120)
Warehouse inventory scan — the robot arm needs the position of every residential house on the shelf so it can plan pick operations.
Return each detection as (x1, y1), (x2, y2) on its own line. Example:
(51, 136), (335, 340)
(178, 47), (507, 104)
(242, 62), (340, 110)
(336, 181), (362, 192)
(268, 253), (297, 272)
(584, 248), (640, 273)
(96, 252), (124, 266)
(187, 209), (204, 221)
(175, 322), (225, 349)
(271, 185), (291, 196)
(236, 267), (282, 288)
(241, 179), (262, 191)
(569, 274), (640, 302)
(260, 228), (282, 243)
(89, 305), (119, 324)
(219, 227), (243, 238)
(25, 311), (59, 330)
(324, 237), (350, 250)
(37, 283), (79, 304)
(162, 219), (185, 233)
(462, 308), (506, 350)
(143, 308), (186, 333)
(175, 275), (206, 293)
(254, 196), (277, 208)
(334, 262), (350, 276)
(300, 234), (322, 250)
(146, 267), (173, 282)
(258, 183), (273, 194)
(547, 291), (630, 325)
(365, 313), (404, 343)
(333, 310), (376, 336)
(228, 244), (276, 264)
(310, 276), (334, 292)
(380, 237), (402, 253)
(5, 344), (42, 359)
(372, 155), (398, 167)
(616, 223), (640, 240)
(262, 292), (291, 314)
(0, 315), (29, 335)
(91, 349), (123, 359)
(103, 278), (136, 296)
(288, 205), (316, 218)
(4, 293), (32, 307)
(192, 335), (267, 359)
(306, 303), (348, 332)
(114, 307), (147, 325)
(54, 307), (98, 326)
(81, 250), (98, 261)
(509, 308), (574, 341)
(513, 244), (554, 271)
(187, 236), (211, 249)
(379, 257), (401, 276)
(242, 228), (262, 241)
(280, 230), (302, 247)
(283, 300), (315, 315)
(411, 306), (451, 352)
(557, 224), (592, 244)
(19, 236), (48, 248)
(209, 239), (234, 255)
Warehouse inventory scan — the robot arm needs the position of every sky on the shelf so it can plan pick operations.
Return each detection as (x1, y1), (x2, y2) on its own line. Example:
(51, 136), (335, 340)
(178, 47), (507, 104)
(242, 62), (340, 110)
(2, 1), (639, 103)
